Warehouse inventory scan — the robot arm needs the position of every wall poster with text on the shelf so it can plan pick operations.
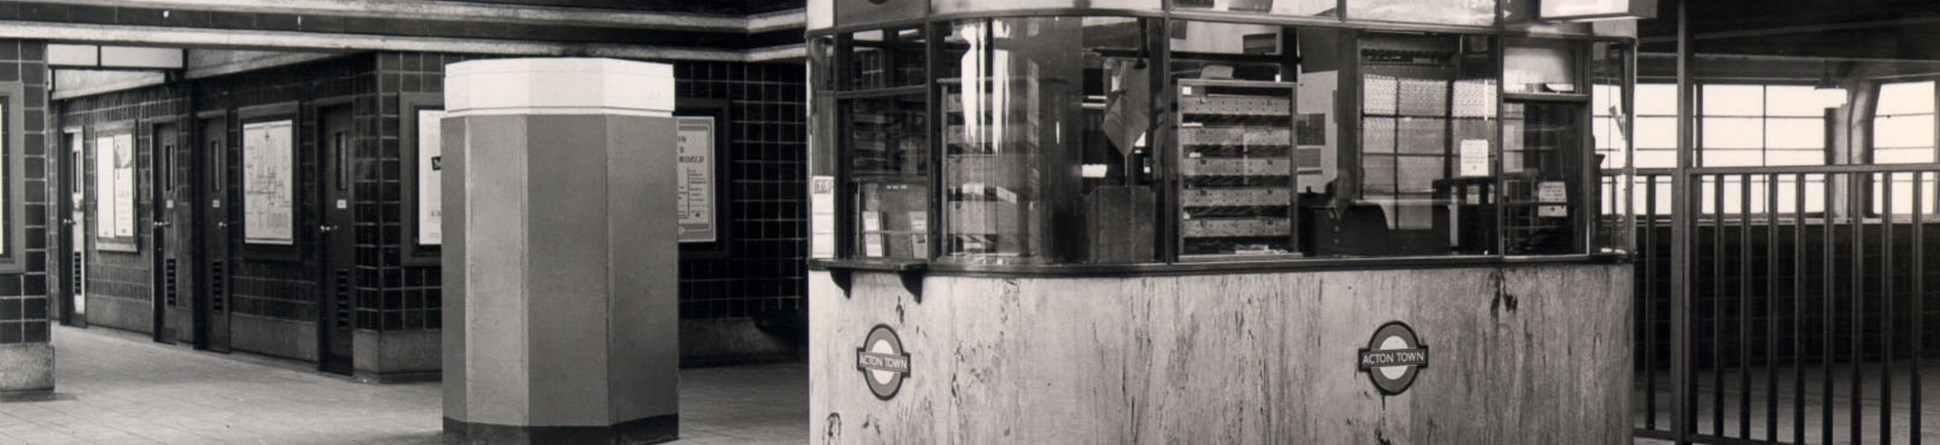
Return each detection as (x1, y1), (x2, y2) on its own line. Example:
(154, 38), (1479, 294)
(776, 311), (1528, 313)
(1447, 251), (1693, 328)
(417, 109), (446, 246)
(243, 120), (295, 245)
(676, 116), (717, 243)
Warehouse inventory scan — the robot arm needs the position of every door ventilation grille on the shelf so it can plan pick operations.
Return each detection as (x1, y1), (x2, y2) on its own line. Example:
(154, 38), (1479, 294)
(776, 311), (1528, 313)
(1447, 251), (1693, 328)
(335, 269), (352, 330)
(210, 260), (225, 314)
(165, 259), (178, 307)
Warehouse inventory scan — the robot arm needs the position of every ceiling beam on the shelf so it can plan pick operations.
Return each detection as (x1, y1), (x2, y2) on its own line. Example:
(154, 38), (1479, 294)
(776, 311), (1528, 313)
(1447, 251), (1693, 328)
(15, 0), (806, 33)
(1640, 15), (1940, 44)
(0, 20), (803, 62)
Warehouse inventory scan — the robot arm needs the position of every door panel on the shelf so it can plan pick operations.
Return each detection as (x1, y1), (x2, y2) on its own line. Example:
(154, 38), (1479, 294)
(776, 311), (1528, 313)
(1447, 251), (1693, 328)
(62, 132), (86, 327)
(151, 123), (180, 344)
(199, 118), (231, 352)
(318, 105), (356, 375)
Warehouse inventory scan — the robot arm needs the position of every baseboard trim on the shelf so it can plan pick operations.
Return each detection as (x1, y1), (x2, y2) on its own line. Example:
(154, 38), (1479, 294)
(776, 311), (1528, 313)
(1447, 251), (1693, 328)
(443, 414), (677, 444)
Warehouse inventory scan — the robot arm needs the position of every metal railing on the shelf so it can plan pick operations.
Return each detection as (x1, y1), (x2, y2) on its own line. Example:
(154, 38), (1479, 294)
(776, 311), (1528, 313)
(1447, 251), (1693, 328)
(1612, 163), (1939, 444)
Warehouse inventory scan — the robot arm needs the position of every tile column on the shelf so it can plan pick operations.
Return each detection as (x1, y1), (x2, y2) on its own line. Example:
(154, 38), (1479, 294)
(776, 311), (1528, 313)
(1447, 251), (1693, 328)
(440, 58), (679, 444)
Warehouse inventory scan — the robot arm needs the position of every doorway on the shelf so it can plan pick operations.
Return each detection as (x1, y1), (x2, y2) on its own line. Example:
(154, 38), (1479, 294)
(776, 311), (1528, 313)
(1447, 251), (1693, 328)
(197, 115), (231, 352)
(317, 104), (356, 375)
(149, 122), (184, 344)
(59, 130), (86, 327)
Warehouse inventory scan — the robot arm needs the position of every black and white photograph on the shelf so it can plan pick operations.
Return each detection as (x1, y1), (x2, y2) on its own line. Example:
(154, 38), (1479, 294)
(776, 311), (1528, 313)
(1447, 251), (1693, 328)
(0, 0), (1934, 444)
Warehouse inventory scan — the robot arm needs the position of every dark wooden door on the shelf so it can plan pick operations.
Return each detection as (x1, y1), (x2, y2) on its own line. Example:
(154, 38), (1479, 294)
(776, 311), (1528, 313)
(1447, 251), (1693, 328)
(318, 105), (356, 375)
(151, 122), (184, 344)
(60, 132), (85, 327)
(198, 117), (231, 352)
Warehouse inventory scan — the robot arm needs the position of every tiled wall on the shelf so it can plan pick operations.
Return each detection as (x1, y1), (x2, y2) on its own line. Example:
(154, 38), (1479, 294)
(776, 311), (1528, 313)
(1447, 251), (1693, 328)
(194, 56), (373, 328)
(0, 39), (47, 345)
(51, 53), (810, 359)
(673, 61), (808, 321)
(55, 86), (184, 333)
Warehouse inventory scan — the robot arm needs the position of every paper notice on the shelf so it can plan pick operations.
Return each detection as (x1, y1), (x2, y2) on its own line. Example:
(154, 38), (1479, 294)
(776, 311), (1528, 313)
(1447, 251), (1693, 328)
(1460, 139), (1490, 177)
(862, 211), (883, 232)
(1538, 181), (1568, 203)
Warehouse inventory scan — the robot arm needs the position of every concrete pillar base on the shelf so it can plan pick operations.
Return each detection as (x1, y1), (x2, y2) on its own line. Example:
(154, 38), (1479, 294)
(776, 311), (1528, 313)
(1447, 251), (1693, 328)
(0, 343), (53, 394)
(442, 416), (678, 445)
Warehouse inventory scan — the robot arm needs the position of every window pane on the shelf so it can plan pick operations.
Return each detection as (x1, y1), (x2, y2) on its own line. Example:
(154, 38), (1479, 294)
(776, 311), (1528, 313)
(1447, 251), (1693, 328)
(1700, 117), (1762, 149)
(1764, 117), (1825, 150)
(1877, 81), (1935, 115)
(1636, 83), (1678, 116)
(1347, 33), (1499, 257)
(1875, 147), (1936, 164)
(846, 94), (929, 259)
(1171, 0), (1336, 16)
(1873, 114), (1935, 148)
(1702, 84), (1764, 117)
(1765, 149), (1824, 166)
(1703, 149), (1763, 168)
(1347, 0), (1495, 26)
(1175, 21), (1300, 259)
(1635, 116), (1676, 149)
(1766, 85), (1844, 117)
(941, 17), (1162, 264)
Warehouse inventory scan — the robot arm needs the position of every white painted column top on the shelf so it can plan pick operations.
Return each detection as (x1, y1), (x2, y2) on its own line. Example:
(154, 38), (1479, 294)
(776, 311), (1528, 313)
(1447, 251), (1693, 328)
(445, 58), (674, 118)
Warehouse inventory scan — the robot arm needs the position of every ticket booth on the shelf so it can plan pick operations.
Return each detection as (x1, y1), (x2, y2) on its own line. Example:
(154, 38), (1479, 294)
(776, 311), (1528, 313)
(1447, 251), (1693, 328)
(807, 0), (1650, 442)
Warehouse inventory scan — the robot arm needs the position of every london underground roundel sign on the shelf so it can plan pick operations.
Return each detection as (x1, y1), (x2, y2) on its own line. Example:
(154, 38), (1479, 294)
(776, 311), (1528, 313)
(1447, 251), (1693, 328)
(1357, 321), (1429, 395)
(856, 325), (912, 400)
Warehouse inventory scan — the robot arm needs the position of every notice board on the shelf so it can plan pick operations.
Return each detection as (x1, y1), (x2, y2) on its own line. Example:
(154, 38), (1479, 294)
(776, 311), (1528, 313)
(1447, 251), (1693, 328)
(243, 120), (295, 245)
(676, 116), (717, 243)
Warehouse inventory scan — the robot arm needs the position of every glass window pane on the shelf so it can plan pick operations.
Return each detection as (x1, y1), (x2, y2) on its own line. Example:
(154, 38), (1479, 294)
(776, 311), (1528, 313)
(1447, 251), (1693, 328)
(934, 0), (1161, 13)
(1635, 117), (1676, 149)
(1765, 149), (1824, 166)
(1636, 83), (1678, 116)
(1701, 117), (1762, 149)
(1764, 117), (1825, 150)
(1174, 21), (1301, 259)
(1765, 85), (1844, 117)
(1504, 38), (1579, 94)
(846, 94), (929, 260)
(1346, 33), (1498, 257)
(941, 17), (1161, 264)
(1876, 147), (1936, 164)
(1703, 149), (1763, 167)
(1702, 84), (1764, 117)
(1171, 0), (1336, 16)
(1347, 0), (1495, 26)
(1635, 148), (1677, 169)
(1877, 81), (1935, 115)
(1873, 114), (1935, 148)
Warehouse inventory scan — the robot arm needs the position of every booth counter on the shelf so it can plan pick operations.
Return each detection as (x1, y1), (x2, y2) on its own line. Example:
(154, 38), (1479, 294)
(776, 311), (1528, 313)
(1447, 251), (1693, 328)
(807, 1), (1649, 442)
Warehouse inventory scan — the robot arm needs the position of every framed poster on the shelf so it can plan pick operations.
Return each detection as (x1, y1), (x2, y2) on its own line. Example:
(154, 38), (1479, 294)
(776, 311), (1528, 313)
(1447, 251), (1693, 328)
(93, 126), (138, 252)
(676, 116), (717, 243)
(243, 119), (296, 245)
(400, 93), (445, 265)
(417, 108), (446, 246)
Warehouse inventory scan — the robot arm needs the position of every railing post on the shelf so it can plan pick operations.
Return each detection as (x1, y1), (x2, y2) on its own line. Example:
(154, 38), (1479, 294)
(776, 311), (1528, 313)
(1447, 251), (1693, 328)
(1669, 1), (1695, 443)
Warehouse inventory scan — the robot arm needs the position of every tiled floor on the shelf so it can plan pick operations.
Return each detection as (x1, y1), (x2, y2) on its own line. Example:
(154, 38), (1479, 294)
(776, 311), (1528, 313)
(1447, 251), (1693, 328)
(0, 325), (807, 444)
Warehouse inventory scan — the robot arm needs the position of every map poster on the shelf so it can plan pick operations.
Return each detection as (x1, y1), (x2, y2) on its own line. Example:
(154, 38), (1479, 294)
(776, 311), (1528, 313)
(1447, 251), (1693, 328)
(243, 120), (295, 245)
(676, 116), (717, 243)
(417, 109), (446, 246)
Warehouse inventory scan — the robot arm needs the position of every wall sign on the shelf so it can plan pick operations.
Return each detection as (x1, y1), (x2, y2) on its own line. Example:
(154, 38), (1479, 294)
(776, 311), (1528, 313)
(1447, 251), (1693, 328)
(811, 175), (836, 259)
(676, 116), (717, 243)
(417, 109), (446, 246)
(1358, 321), (1429, 395)
(856, 324), (911, 400)
(94, 133), (136, 241)
(243, 120), (296, 245)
